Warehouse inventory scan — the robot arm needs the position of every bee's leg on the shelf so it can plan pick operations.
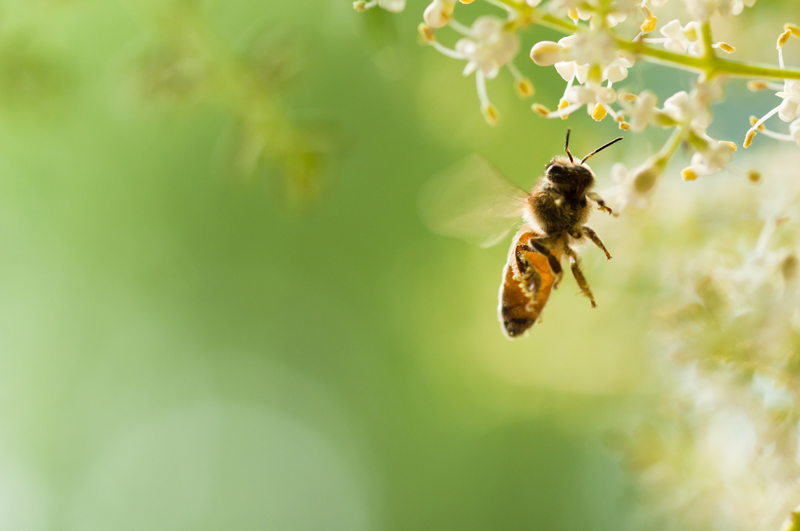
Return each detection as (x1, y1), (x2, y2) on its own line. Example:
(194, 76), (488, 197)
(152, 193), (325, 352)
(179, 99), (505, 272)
(586, 192), (614, 215)
(514, 247), (543, 302)
(525, 239), (564, 289)
(582, 226), (612, 260)
(565, 246), (596, 308)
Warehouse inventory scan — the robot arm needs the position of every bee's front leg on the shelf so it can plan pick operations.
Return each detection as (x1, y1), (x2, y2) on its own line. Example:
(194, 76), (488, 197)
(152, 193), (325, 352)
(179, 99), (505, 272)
(582, 226), (612, 260)
(587, 192), (614, 216)
(564, 246), (596, 308)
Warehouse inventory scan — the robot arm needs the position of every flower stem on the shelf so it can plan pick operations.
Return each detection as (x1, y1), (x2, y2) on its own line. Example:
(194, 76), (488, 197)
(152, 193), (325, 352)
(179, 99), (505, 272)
(498, 5), (800, 82)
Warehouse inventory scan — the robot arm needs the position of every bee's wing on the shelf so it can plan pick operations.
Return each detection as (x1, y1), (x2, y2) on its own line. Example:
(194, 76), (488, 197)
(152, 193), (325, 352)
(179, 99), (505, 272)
(418, 155), (529, 248)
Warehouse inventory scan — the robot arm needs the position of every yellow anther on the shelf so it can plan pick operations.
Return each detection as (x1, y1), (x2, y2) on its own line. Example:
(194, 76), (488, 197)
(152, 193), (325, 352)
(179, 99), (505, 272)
(482, 103), (500, 125)
(353, 0), (367, 11)
(716, 42), (735, 53)
(681, 167), (698, 181)
(747, 168), (761, 182)
(778, 29), (792, 48)
(641, 17), (657, 34)
(591, 103), (607, 122)
(619, 92), (638, 102)
(619, 121), (631, 130)
(747, 80), (770, 91)
(719, 141), (737, 152)
(418, 23), (435, 42)
(639, 6), (657, 33)
(749, 116), (766, 130)
(515, 79), (535, 98)
(744, 129), (756, 148)
(459, 0), (475, 3)
(785, 23), (800, 37)
(558, 98), (569, 119)
(532, 103), (551, 116)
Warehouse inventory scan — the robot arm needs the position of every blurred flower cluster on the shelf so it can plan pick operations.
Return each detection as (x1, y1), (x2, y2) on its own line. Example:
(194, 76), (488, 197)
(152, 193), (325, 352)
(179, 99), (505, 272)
(129, 1), (327, 206)
(602, 150), (800, 531)
(353, 0), (800, 213)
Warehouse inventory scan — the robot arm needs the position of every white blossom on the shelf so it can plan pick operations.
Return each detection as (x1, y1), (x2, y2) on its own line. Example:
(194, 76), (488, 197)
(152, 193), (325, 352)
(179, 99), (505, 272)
(663, 90), (711, 135)
(423, 0), (455, 28)
(603, 53), (634, 83)
(455, 16), (519, 79)
(566, 81), (616, 105)
(688, 140), (736, 175)
(777, 80), (800, 122)
(659, 20), (703, 56)
(684, 0), (754, 20)
(552, 32), (629, 84)
(378, 0), (406, 11)
(621, 91), (658, 132)
(598, 160), (663, 212)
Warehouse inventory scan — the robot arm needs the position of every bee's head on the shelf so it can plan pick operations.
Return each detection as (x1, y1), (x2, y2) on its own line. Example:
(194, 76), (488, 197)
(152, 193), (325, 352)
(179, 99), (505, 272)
(544, 129), (623, 199)
(544, 157), (595, 198)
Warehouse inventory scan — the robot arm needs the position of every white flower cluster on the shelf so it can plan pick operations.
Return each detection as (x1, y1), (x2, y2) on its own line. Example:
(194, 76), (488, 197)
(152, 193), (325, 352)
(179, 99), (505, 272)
(363, 0), (763, 211)
(744, 26), (800, 150)
(417, 1), (533, 124)
(616, 164), (800, 531)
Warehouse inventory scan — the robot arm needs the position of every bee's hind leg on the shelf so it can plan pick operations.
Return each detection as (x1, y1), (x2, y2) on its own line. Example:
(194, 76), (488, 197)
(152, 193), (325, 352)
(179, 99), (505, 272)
(582, 226), (612, 260)
(525, 238), (564, 289)
(514, 248), (541, 302)
(565, 246), (596, 308)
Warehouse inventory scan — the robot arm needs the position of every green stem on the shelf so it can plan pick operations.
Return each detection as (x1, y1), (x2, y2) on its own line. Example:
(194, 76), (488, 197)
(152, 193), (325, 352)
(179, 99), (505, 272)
(512, 8), (800, 81)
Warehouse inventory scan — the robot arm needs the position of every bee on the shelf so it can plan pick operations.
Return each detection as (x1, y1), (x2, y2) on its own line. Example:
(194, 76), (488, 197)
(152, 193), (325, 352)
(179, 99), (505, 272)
(419, 130), (623, 339)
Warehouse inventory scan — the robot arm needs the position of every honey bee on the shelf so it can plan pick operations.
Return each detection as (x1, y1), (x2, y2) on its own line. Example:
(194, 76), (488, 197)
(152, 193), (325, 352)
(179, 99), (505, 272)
(419, 130), (623, 339)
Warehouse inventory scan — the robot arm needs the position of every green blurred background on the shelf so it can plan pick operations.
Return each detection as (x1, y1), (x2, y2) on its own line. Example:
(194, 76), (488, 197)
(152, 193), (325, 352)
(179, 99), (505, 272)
(0, 0), (795, 529)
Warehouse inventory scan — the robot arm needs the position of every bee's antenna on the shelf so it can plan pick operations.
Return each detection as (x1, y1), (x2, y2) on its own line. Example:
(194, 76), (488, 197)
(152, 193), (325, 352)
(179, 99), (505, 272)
(565, 129), (574, 163)
(580, 137), (624, 164)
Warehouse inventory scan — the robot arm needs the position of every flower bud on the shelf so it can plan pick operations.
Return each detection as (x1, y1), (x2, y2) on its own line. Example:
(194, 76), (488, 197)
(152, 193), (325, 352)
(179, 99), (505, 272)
(530, 41), (565, 66)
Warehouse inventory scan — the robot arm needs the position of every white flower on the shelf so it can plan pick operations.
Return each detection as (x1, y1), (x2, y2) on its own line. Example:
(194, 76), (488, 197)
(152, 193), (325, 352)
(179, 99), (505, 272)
(574, 6), (628, 28)
(730, 0), (756, 15)
(689, 140), (735, 175)
(423, 0), (455, 28)
(555, 60), (590, 84)
(598, 162), (658, 212)
(603, 53), (634, 83)
(684, 0), (753, 20)
(378, 0), (406, 11)
(525, 0), (543, 6)
(455, 16), (519, 79)
(552, 32), (621, 84)
(777, 80), (800, 122)
(566, 81), (616, 105)
(622, 91), (658, 132)
(659, 20), (703, 56)
(562, 31), (618, 69)
(663, 90), (710, 134)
